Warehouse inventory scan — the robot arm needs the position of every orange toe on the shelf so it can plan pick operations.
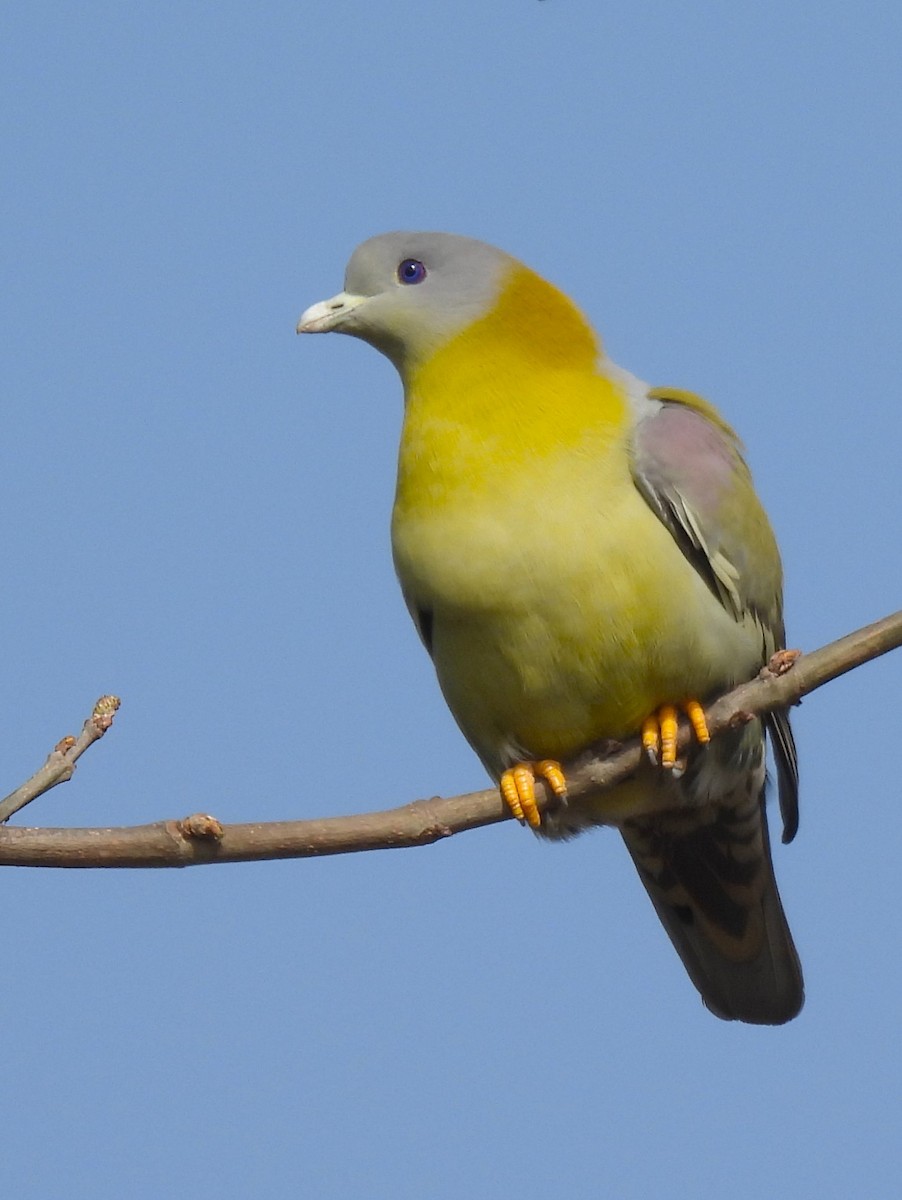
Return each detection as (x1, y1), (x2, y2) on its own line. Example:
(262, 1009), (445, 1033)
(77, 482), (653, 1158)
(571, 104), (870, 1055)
(500, 760), (567, 828)
(642, 701), (710, 769)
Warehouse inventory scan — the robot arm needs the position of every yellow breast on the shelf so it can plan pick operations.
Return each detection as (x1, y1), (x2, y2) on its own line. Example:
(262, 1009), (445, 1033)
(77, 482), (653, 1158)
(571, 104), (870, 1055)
(391, 265), (752, 772)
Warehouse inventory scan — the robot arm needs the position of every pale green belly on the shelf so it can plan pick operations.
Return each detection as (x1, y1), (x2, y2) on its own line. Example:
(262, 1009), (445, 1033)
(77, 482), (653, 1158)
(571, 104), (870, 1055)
(393, 477), (762, 778)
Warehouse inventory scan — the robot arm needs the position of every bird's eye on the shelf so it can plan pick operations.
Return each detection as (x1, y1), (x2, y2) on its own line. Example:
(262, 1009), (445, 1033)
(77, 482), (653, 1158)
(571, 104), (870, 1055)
(397, 258), (427, 285)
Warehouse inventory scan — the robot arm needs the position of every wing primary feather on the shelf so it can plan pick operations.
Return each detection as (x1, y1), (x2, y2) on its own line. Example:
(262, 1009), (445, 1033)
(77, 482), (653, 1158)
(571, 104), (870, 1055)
(766, 710), (800, 844)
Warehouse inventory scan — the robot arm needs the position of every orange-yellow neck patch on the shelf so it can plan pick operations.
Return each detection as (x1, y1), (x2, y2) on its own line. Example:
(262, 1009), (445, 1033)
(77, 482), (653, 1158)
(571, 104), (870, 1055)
(409, 263), (601, 392)
(396, 264), (628, 511)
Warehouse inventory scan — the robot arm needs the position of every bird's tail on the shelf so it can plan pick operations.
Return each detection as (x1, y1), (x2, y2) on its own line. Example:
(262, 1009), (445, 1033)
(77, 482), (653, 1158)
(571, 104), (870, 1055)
(621, 787), (804, 1024)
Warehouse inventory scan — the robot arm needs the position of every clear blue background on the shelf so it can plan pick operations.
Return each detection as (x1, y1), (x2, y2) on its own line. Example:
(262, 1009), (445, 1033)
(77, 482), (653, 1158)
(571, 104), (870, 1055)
(3, 3), (900, 1197)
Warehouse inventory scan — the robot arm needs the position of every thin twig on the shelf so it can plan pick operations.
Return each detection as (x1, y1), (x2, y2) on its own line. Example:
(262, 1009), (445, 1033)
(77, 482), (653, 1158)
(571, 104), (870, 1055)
(0, 696), (121, 825)
(0, 612), (899, 869)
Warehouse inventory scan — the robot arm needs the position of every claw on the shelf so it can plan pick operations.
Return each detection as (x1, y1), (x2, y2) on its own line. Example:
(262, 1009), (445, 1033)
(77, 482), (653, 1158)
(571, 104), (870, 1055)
(642, 701), (710, 769)
(684, 699), (711, 746)
(500, 760), (568, 828)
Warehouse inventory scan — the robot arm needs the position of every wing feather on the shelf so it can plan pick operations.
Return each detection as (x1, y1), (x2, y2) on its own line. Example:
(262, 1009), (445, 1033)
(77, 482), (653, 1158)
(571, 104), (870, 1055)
(623, 386), (802, 1021)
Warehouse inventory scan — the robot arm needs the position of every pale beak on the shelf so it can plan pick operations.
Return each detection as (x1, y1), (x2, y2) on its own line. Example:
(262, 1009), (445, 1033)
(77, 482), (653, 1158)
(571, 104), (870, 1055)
(296, 291), (367, 334)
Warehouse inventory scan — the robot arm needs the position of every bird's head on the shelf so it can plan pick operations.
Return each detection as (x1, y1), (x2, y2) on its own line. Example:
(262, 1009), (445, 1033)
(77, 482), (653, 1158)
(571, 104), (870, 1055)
(297, 232), (517, 375)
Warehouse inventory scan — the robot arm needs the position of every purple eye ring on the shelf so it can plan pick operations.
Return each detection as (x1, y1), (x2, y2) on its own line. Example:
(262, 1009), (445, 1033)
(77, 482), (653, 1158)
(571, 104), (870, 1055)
(397, 258), (427, 285)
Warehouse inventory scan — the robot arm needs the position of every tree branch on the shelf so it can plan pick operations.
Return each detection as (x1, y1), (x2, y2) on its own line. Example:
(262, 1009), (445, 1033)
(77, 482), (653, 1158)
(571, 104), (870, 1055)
(0, 695), (121, 824)
(0, 612), (899, 869)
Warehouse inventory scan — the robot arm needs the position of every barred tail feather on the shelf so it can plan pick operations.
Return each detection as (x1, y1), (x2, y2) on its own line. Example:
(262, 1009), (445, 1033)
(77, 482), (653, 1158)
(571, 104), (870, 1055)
(622, 788), (804, 1024)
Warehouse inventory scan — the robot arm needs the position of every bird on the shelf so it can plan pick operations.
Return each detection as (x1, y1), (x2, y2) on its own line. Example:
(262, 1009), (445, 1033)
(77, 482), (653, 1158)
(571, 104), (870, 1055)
(297, 231), (803, 1024)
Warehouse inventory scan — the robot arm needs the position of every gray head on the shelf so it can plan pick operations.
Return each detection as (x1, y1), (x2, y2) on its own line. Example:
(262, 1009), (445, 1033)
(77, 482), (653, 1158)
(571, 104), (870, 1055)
(297, 232), (518, 373)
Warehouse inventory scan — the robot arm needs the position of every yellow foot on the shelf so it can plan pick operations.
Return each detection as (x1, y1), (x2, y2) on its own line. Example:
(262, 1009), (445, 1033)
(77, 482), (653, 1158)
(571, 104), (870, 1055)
(500, 760), (567, 829)
(641, 700), (710, 770)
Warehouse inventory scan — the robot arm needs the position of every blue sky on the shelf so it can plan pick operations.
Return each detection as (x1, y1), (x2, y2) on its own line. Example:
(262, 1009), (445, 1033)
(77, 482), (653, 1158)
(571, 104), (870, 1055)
(3, 3), (900, 1196)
